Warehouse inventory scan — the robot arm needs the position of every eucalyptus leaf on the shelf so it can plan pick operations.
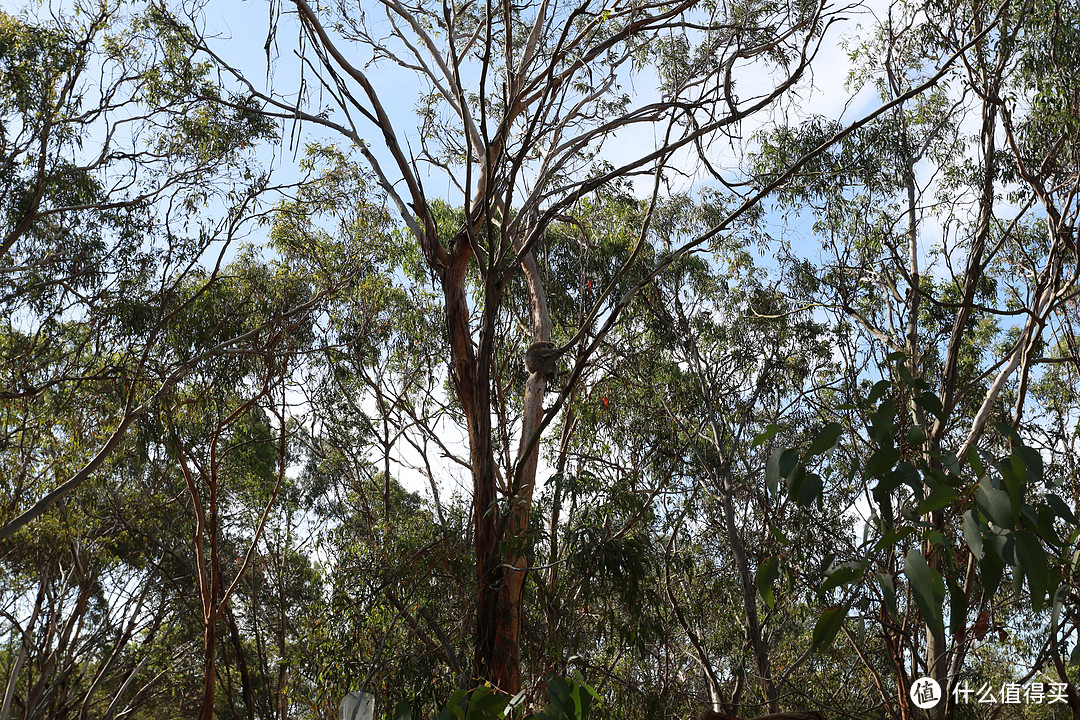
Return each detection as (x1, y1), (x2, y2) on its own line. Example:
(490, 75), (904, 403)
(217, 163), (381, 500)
(904, 549), (945, 641)
(1014, 530), (1048, 613)
(806, 422), (844, 456)
(757, 556), (780, 610)
(977, 484), (1015, 529)
(812, 604), (848, 649)
(962, 510), (984, 559)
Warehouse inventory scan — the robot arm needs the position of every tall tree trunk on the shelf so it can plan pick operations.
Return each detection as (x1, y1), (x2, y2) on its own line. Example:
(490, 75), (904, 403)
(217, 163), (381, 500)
(224, 605), (256, 720)
(451, 223), (552, 694)
(494, 236), (555, 693)
(199, 617), (217, 720)
(719, 461), (777, 713)
(440, 239), (508, 690)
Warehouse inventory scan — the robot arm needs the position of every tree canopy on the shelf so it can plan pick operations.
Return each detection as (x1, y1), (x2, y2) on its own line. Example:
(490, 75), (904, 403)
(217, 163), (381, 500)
(1, 0), (1079, 719)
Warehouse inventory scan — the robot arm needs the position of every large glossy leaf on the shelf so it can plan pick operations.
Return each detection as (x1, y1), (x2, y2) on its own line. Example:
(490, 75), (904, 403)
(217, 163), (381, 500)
(767, 447), (799, 495)
(962, 510), (983, 558)
(977, 483), (1014, 529)
(1014, 530), (1048, 613)
(752, 424), (781, 448)
(789, 469), (823, 507)
(876, 573), (897, 619)
(947, 575), (966, 638)
(904, 549), (945, 641)
(979, 546), (1004, 598)
(757, 556), (780, 609)
(914, 391), (945, 422)
(822, 561), (863, 592)
(812, 604), (848, 649)
(966, 445), (985, 477)
(1014, 445), (1043, 486)
(806, 422), (843, 456)
(864, 446), (899, 479)
(1045, 493), (1078, 524)
(916, 485), (957, 514)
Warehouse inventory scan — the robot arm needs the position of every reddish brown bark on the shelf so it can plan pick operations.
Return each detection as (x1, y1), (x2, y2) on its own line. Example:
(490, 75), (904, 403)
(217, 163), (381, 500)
(438, 235), (508, 689)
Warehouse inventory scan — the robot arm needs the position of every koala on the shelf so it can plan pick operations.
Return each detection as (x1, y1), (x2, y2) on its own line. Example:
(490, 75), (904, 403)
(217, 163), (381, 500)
(524, 341), (562, 380)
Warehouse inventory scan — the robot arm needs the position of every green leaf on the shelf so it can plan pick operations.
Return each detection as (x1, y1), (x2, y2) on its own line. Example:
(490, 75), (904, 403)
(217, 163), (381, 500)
(395, 700), (413, 720)
(1051, 585), (1069, 634)
(790, 470), (823, 507)
(812, 604), (848, 649)
(573, 676), (599, 718)
(1045, 493), (1078, 524)
(437, 690), (469, 720)
(1035, 505), (1064, 548)
(966, 445), (985, 477)
(906, 425), (927, 446)
(894, 360), (914, 385)
(977, 484), (1015, 529)
(924, 530), (947, 548)
(942, 452), (961, 476)
(895, 462), (921, 492)
(1014, 445), (1043, 486)
(914, 392), (945, 423)
(979, 545), (1004, 598)
(1014, 530), (1048, 613)
(547, 677), (570, 707)
(806, 422), (843, 456)
(822, 561), (863, 592)
(752, 424), (781, 448)
(864, 447), (899, 479)
(868, 379), (891, 403)
(767, 447), (798, 495)
(916, 486), (957, 514)
(1001, 455), (1028, 517)
(468, 686), (509, 720)
(948, 575), (967, 639)
(904, 549), (945, 641)
(877, 573), (897, 619)
(962, 510), (983, 558)
(873, 526), (915, 552)
(984, 527), (1015, 564)
(757, 556), (780, 610)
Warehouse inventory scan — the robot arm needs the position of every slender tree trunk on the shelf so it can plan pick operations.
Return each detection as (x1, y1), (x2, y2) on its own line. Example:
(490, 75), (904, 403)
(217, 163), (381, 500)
(719, 461), (777, 713)
(224, 605), (256, 720)
(199, 616), (217, 720)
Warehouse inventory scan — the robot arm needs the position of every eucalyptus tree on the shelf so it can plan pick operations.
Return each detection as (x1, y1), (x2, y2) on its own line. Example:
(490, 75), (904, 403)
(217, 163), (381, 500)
(0, 5), (346, 718)
(752, 0), (1080, 715)
(163, 0), (873, 693)
(266, 144), (474, 717)
(541, 192), (870, 718)
(0, 2), (280, 542)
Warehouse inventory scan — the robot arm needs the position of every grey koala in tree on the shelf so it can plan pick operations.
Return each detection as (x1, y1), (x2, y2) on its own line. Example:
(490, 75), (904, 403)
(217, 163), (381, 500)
(524, 341), (563, 380)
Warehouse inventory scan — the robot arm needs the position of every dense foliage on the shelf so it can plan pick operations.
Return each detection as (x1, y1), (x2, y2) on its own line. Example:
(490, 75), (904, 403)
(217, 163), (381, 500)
(1, 0), (1079, 719)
